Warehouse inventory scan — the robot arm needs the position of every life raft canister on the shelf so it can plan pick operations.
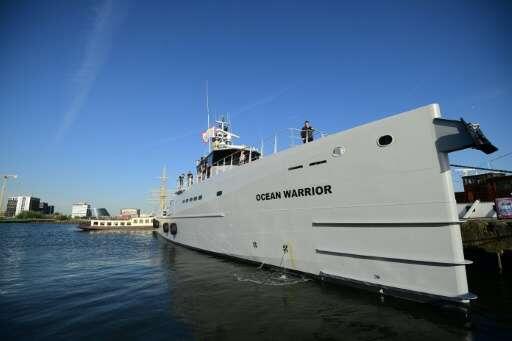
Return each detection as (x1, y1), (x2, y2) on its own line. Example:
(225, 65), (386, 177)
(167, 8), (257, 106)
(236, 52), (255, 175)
(170, 223), (177, 235)
(162, 223), (169, 233)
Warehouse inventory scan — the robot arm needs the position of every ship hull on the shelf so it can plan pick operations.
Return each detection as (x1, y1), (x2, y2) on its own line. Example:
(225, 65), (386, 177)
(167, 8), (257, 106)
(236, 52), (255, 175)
(157, 104), (475, 304)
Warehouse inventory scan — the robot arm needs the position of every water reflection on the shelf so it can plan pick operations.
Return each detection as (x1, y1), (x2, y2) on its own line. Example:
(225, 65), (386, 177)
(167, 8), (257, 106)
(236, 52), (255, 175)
(158, 238), (477, 340)
(1, 224), (510, 340)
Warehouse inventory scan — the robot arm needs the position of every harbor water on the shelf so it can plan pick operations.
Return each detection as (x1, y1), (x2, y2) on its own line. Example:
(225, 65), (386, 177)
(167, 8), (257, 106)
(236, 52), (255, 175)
(1, 223), (511, 340)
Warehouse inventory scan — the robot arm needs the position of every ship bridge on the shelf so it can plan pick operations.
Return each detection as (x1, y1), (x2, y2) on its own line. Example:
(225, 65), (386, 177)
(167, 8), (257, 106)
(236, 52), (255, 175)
(196, 118), (262, 182)
(174, 118), (261, 193)
(174, 117), (328, 194)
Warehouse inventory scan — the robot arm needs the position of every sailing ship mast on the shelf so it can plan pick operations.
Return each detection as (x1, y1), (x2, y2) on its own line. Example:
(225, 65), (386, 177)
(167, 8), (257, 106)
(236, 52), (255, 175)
(158, 165), (168, 214)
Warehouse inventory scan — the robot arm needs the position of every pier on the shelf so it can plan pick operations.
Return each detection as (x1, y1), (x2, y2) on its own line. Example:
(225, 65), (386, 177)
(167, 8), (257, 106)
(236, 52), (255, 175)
(461, 219), (512, 274)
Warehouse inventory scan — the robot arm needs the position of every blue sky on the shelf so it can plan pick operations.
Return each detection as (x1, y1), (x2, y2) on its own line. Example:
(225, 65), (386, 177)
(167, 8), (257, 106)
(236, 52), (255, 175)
(1, 0), (511, 214)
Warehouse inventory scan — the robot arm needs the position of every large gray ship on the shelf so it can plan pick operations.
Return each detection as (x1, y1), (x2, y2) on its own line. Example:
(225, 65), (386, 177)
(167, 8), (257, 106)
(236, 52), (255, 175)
(156, 103), (497, 305)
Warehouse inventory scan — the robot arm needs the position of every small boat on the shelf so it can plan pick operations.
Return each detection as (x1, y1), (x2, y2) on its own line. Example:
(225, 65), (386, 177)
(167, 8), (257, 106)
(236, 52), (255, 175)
(79, 216), (156, 231)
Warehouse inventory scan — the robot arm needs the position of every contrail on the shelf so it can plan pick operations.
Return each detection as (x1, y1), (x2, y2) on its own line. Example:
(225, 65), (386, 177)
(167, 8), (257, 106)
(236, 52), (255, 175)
(230, 85), (295, 119)
(56, 0), (119, 141)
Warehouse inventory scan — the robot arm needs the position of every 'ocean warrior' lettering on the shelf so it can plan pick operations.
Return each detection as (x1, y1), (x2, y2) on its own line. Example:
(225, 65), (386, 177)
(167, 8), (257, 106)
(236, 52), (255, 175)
(255, 185), (332, 201)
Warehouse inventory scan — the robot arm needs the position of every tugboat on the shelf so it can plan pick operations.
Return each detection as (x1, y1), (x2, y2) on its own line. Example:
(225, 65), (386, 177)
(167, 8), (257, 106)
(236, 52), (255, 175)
(156, 104), (497, 305)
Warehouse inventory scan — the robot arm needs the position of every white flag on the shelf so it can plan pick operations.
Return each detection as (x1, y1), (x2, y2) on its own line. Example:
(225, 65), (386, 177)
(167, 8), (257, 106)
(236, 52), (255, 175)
(201, 127), (215, 143)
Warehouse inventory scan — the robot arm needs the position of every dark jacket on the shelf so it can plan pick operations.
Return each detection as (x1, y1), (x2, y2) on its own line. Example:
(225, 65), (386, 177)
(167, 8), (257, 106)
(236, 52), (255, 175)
(301, 125), (314, 141)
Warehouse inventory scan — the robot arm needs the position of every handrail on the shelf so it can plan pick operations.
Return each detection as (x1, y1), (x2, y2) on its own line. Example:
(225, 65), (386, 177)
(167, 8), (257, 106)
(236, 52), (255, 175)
(257, 127), (329, 154)
(287, 128), (328, 145)
(211, 148), (258, 166)
(212, 127), (329, 169)
(176, 126), (329, 188)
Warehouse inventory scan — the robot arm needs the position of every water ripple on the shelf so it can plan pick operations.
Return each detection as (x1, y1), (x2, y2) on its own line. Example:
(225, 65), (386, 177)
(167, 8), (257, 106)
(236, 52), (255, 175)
(1, 223), (511, 340)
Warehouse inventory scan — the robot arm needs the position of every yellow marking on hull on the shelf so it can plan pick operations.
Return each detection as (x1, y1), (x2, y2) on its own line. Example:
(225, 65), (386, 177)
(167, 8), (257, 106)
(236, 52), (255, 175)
(287, 240), (296, 269)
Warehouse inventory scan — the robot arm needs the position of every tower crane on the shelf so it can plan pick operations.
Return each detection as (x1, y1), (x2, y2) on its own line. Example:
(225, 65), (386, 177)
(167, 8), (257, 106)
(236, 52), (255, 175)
(0, 174), (18, 217)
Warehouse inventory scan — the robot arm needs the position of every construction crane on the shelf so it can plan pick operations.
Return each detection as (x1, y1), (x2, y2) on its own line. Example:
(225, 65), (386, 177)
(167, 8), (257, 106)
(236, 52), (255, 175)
(0, 174), (18, 217)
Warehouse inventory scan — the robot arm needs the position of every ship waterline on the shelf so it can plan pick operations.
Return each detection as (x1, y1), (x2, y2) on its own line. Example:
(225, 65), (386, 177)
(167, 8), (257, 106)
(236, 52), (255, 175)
(156, 103), (497, 305)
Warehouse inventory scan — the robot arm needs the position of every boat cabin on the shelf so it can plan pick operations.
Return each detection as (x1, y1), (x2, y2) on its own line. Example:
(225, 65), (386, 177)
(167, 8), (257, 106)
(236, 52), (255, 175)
(198, 147), (261, 179)
(175, 117), (261, 193)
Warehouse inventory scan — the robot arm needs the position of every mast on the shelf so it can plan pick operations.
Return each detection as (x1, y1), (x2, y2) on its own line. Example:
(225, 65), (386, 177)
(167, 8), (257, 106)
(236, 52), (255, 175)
(206, 81), (211, 153)
(159, 165), (168, 214)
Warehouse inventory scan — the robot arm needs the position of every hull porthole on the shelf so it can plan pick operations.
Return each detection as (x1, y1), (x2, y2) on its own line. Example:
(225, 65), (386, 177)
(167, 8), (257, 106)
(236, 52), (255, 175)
(170, 223), (177, 235)
(162, 223), (169, 233)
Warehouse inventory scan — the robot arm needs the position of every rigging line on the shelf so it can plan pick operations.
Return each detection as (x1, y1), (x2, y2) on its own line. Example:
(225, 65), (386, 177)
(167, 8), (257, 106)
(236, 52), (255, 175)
(490, 151), (512, 163)
(450, 164), (512, 174)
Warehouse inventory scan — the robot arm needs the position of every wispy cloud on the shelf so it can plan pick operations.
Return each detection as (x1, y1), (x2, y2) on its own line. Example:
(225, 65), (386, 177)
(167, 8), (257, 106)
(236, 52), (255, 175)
(230, 85), (295, 119)
(143, 129), (199, 151)
(56, 0), (119, 141)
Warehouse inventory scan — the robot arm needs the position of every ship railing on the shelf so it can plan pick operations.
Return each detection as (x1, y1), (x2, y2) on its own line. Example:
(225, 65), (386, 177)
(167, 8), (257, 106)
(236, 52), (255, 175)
(209, 128), (329, 174)
(210, 147), (260, 176)
(184, 127), (329, 184)
(286, 128), (328, 146)
(256, 127), (329, 155)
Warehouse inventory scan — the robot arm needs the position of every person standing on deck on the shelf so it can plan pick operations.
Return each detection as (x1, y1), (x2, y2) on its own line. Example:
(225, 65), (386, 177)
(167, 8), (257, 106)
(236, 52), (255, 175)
(239, 150), (246, 164)
(187, 171), (193, 187)
(178, 174), (184, 190)
(301, 121), (314, 143)
(197, 157), (205, 181)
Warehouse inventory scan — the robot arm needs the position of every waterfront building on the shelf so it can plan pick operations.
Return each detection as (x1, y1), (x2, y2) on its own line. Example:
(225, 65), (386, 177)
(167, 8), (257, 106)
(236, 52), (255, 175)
(92, 208), (110, 218)
(120, 208), (140, 218)
(71, 202), (91, 218)
(5, 197), (18, 217)
(5, 196), (54, 216)
(6, 196), (41, 216)
(39, 202), (49, 214)
(456, 173), (512, 203)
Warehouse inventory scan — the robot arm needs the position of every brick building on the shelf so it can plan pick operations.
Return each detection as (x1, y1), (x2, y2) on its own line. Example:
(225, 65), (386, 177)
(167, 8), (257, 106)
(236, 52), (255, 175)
(456, 173), (512, 203)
